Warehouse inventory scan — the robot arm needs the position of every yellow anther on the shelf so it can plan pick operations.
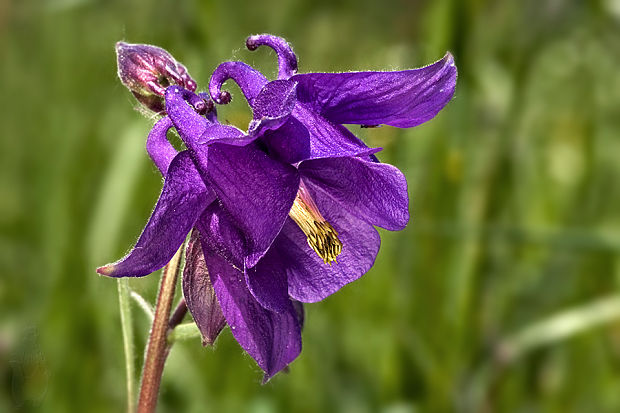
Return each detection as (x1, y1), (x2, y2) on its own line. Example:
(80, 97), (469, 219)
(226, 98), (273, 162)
(289, 184), (342, 265)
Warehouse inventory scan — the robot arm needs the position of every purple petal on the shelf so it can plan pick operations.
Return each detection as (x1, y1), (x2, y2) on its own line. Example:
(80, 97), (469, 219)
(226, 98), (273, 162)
(245, 246), (290, 314)
(280, 182), (381, 302)
(246, 34), (298, 79)
(183, 229), (226, 346)
(185, 125), (257, 194)
(97, 151), (214, 277)
(206, 143), (300, 268)
(165, 86), (251, 150)
(260, 116), (310, 164)
(205, 249), (301, 380)
(299, 157), (409, 230)
(248, 80), (297, 137)
(209, 61), (269, 105)
(196, 203), (246, 270)
(258, 102), (379, 163)
(292, 53), (457, 128)
(194, 124), (250, 146)
(165, 86), (211, 144)
(292, 103), (381, 160)
(146, 116), (177, 175)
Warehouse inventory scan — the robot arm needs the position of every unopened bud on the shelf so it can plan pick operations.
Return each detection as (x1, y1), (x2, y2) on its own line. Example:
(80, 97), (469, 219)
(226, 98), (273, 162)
(182, 229), (226, 346)
(116, 42), (197, 113)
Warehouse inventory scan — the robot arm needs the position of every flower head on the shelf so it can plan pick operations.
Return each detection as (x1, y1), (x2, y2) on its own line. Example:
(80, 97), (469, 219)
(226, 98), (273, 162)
(99, 36), (457, 380)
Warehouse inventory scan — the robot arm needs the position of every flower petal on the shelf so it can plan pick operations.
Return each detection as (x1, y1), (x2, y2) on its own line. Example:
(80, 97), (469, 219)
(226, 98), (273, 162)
(146, 116), (176, 174)
(97, 151), (214, 277)
(165, 86), (252, 149)
(165, 86), (211, 143)
(182, 229), (226, 346)
(260, 116), (311, 164)
(209, 61), (269, 105)
(292, 53), (457, 128)
(246, 34), (298, 79)
(196, 203), (246, 270)
(206, 143), (300, 268)
(245, 246), (290, 314)
(205, 249), (301, 381)
(281, 183), (381, 302)
(248, 80), (297, 137)
(291, 103), (381, 160)
(299, 157), (409, 230)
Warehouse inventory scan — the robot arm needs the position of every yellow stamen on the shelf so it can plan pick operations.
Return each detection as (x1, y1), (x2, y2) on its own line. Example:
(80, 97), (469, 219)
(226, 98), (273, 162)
(289, 184), (342, 265)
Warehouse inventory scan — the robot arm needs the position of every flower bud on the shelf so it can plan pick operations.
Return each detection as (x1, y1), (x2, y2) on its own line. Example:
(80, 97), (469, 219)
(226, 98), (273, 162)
(116, 42), (197, 113)
(182, 230), (226, 346)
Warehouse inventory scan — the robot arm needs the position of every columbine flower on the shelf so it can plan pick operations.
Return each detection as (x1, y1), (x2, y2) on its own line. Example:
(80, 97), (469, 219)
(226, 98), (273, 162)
(98, 35), (457, 380)
(168, 33), (456, 301)
(101, 77), (304, 378)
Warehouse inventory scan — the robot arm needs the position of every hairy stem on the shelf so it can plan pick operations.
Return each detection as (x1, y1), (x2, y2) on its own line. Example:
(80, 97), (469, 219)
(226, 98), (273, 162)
(137, 247), (183, 413)
(118, 278), (136, 413)
(130, 291), (155, 323)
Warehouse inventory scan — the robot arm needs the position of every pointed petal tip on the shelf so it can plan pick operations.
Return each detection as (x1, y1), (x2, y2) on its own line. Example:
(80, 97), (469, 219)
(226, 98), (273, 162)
(440, 52), (457, 79)
(261, 370), (277, 384)
(96, 264), (116, 277)
(261, 364), (291, 384)
(96, 263), (152, 278)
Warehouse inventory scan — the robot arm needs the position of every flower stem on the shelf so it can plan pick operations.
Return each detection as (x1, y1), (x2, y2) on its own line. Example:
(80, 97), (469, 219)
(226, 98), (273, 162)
(137, 246), (183, 413)
(130, 291), (155, 323)
(118, 278), (136, 413)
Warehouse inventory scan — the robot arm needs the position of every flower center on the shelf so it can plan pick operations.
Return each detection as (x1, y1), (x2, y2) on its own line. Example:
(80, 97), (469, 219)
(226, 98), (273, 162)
(289, 183), (342, 265)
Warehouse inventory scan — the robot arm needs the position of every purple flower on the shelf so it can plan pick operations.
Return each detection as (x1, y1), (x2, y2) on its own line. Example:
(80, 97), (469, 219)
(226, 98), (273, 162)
(101, 101), (305, 380)
(98, 35), (457, 380)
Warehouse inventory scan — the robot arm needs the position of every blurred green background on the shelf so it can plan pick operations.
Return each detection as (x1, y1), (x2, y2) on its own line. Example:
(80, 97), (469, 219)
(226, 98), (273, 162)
(2, 0), (620, 411)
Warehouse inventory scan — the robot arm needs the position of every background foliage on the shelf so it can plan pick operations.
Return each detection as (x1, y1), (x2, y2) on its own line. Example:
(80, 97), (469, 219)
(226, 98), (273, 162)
(2, 0), (620, 411)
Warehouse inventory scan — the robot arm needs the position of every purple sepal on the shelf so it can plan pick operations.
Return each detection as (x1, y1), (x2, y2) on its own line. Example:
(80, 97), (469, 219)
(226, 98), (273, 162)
(292, 103), (379, 160)
(205, 248), (301, 381)
(205, 143), (300, 268)
(245, 246), (290, 314)
(146, 116), (176, 175)
(292, 53), (457, 128)
(97, 151), (214, 277)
